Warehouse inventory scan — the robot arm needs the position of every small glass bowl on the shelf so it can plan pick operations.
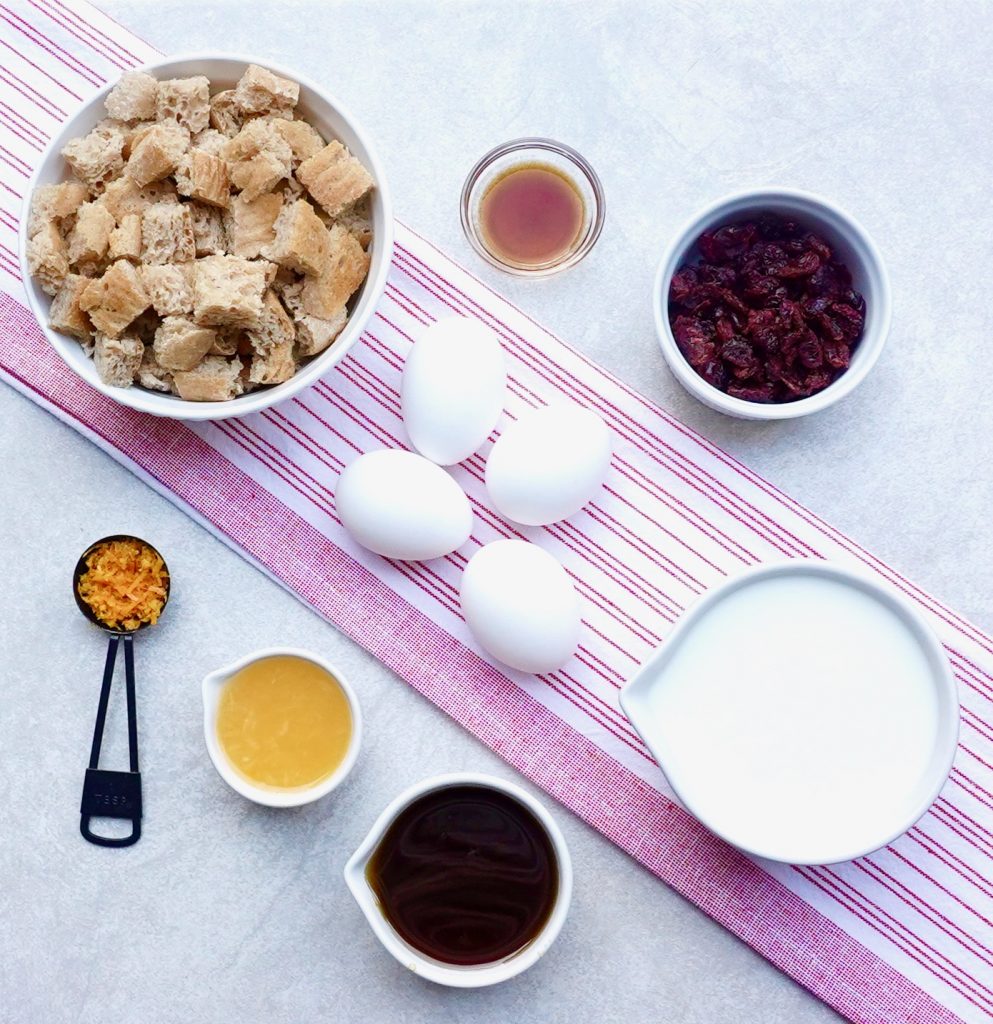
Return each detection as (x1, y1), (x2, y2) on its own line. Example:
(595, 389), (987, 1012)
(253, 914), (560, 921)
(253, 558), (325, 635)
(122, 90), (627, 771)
(460, 138), (605, 277)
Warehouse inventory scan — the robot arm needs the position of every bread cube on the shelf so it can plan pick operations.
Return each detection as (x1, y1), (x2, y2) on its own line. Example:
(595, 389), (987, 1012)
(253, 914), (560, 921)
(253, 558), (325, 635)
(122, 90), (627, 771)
(208, 89), (243, 137)
(138, 349), (173, 392)
(140, 263), (194, 316)
(93, 331), (143, 386)
(48, 273), (93, 341)
(98, 176), (177, 220)
(153, 315), (216, 371)
(249, 338), (295, 385)
(79, 260), (149, 337)
(188, 203), (226, 256)
(105, 71), (158, 123)
(224, 120), (292, 201)
(223, 192), (282, 258)
(263, 200), (328, 275)
(141, 203), (195, 264)
(230, 154), (287, 202)
(234, 64), (299, 116)
(301, 225), (370, 318)
(191, 128), (228, 157)
(67, 201), (115, 267)
(172, 355), (244, 401)
(27, 222), (69, 296)
(107, 213), (142, 262)
(175, 149), (229, 208)
(297, 141), (373, 219)
(126, 123), (190, 186)
(193, 255), (268, 328)
(61, 122), (126, 192)
(156, 76), (210, 133)
(295, 309), (347, 357)
(337, 196), (373, 250)
(246, 289), (294, 353)
(273, 119), (324, 165)
(28, 181), (88, 236)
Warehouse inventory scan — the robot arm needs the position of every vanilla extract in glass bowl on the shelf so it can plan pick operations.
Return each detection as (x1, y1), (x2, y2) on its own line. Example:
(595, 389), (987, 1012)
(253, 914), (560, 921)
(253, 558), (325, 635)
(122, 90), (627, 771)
(461, 138), (604, 276)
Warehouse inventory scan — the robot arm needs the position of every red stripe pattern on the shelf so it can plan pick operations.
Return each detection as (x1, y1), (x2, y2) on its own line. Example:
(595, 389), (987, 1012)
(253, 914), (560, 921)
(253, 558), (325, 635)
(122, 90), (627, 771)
(1, 4), (992, 1023)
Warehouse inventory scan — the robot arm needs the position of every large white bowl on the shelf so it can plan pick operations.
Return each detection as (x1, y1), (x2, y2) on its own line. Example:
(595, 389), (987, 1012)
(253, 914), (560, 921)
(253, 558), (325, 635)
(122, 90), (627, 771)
(620, 561), (959, 864)
(19, 52), (393, 421)
(653, 187), (891, 421)
(344, 772), (573, 987)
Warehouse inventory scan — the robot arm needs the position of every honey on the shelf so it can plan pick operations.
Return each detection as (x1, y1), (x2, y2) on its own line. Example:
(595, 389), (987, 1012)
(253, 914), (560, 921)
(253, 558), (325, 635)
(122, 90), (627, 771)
(479, 163), (584, 268)
(216, 655), (352, 790)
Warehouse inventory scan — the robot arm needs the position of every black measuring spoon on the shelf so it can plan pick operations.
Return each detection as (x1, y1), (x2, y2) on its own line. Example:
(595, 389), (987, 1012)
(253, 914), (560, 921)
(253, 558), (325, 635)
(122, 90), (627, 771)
(72, 535), (170, 848)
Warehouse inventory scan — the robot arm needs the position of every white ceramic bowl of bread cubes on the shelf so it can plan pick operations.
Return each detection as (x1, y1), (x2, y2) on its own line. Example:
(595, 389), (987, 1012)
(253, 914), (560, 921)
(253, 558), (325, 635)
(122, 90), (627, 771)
(19, 53), (393, 421)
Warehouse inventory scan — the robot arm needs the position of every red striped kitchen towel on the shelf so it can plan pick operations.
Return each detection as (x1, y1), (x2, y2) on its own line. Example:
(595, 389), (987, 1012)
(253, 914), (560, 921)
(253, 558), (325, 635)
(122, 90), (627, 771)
(2, 3), (992, 1021)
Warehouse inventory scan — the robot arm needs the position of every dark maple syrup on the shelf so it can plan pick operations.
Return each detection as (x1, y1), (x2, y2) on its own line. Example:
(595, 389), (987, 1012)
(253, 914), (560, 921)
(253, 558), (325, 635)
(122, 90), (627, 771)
(479, 163), (585, 268)
(366, 785), (559, 966)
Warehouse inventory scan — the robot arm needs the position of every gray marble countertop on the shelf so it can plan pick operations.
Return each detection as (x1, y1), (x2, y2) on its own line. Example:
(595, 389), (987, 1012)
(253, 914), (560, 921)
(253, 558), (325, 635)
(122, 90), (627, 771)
(3, 2), (991, 1022)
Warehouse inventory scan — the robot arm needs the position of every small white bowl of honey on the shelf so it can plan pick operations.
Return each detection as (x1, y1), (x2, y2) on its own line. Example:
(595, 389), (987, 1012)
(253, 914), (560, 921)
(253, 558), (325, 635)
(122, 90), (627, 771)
(202, 648), (361, 808)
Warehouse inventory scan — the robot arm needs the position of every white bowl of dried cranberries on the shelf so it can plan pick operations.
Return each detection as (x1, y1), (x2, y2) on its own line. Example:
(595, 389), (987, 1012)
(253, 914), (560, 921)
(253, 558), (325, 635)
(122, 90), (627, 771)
(654, 187), (891, 421)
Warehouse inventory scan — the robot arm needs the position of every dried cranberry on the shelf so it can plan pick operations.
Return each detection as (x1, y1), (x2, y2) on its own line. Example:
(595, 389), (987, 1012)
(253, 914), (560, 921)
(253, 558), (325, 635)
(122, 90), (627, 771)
(667, 212), (866, 403)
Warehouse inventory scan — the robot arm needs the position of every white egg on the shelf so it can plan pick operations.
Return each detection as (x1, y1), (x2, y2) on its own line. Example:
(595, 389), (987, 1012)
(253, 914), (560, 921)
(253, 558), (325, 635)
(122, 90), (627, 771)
(486, 402), (612, 526)
(459, 540), (582, 674)
(401, 315), (506, 466)
(336, 449), (472, 561)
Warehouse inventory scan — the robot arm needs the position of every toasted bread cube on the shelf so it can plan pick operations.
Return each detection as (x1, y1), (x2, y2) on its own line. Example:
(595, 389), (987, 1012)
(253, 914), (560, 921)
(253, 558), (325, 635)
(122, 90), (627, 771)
(297, 141), (373, 219)
(125, 123), (189, 186)
(300, 225), (370, 318)
(27, 222), (69, 296)
(153, 315), (216, 371)
(140, 263), (194, 316)
(141, 203), (195, 265)
(230, 154), (286, 202)
(79, 260), (149, 337)
(249, 338), (294, 385)
(223, 192), (282, 258)
(67, 201), (115, 267)
(295, 309), (347, 357)
(262, 199), (328, 275)
(107, 213), (142, 262)
(105, 71), (158, 122)
(93, 331), (143, 386)
(234, 64), (299, 116)
(223, 120), (292, 201)
(191, 128), (228, 157)
(172, 355), (244, 401)
(337, 196), (373, 250)
(156, 76), (210, 133)
(208, 89), (242, 136)
(48, 273), (93, 341)
(188, 202), (226, 256)
(247, 289), (294, 353)
(175, 149), (229, 208)
(273, 119), (324, 165)
(138, 349), (173, 392)
(193, 255), (268, 328)
(28, 181), (89, 236)
(98, 176), (177, 220)
(61, 122), (125, 192)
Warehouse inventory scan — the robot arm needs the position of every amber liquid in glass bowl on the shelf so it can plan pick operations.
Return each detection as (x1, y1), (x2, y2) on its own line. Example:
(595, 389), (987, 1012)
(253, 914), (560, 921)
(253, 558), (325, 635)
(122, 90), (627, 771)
(479, 164), (585, 268)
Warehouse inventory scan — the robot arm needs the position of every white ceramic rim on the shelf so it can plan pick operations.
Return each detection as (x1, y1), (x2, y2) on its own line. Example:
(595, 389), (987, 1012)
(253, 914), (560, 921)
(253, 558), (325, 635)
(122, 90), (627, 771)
(18, 51), (394, 422)
(619, 560), (960, 865)
(201, 646), (362, 808)
(343, 771), (573, 987)
(652, 187), (892, 421)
